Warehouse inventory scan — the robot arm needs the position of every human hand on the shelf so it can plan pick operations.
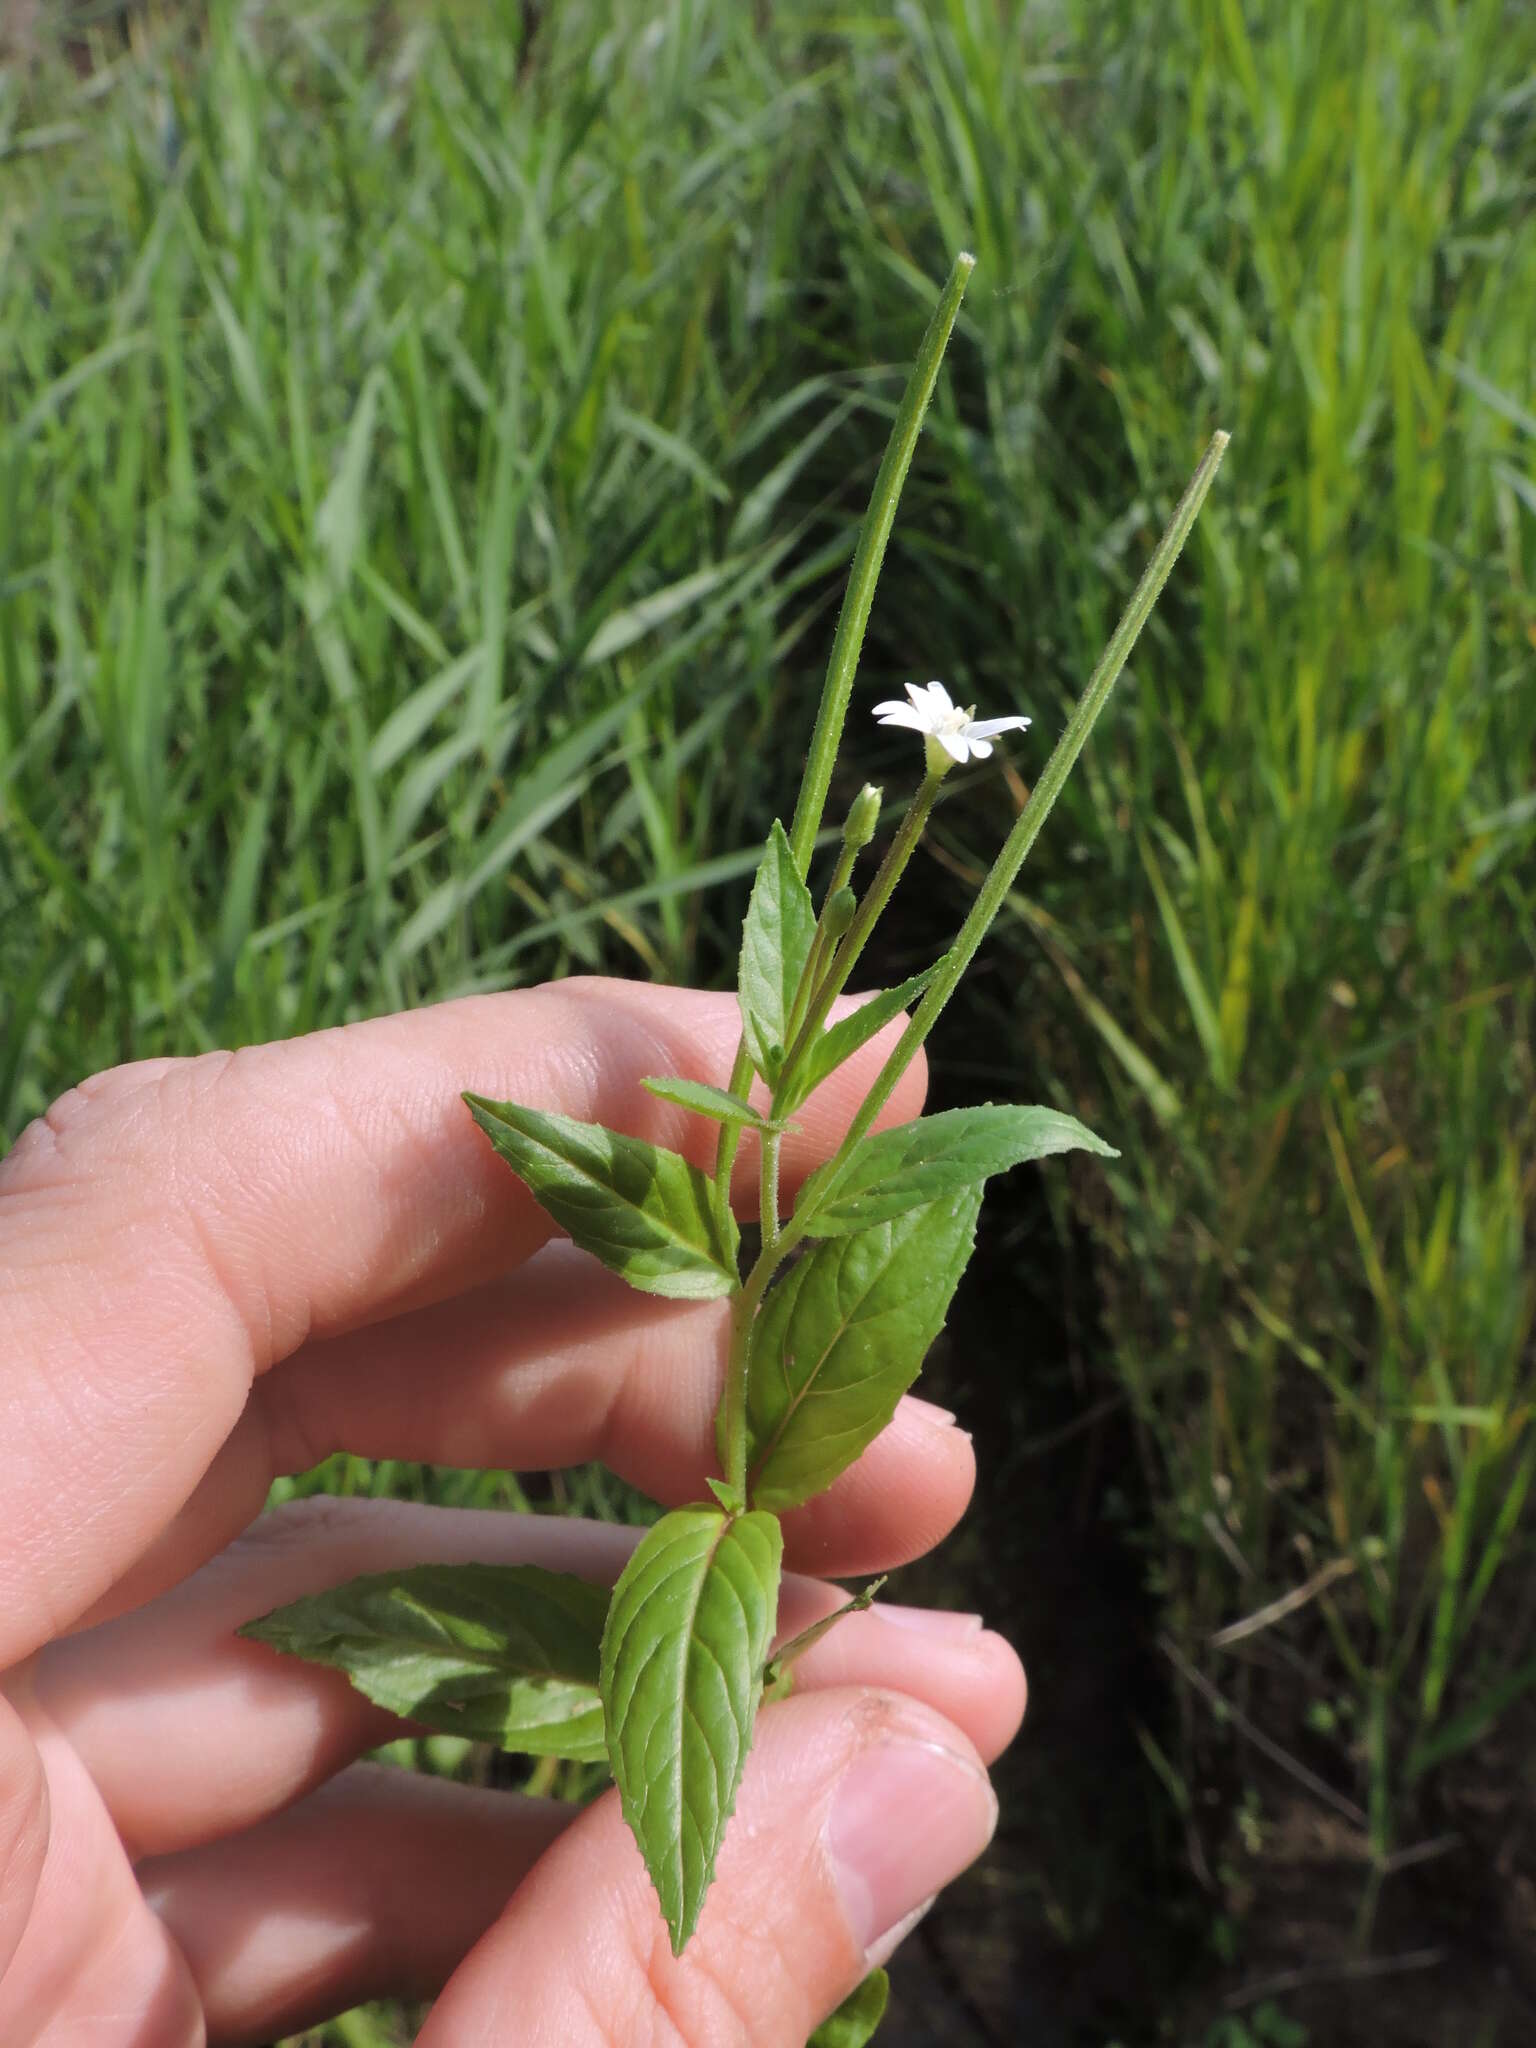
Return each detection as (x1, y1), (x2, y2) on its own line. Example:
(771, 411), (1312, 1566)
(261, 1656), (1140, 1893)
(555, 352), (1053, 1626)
(0, 980), (1025, 2045)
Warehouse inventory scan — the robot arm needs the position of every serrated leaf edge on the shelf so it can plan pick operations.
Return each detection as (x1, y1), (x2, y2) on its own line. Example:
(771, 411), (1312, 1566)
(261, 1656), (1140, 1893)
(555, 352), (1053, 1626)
(465, 1092), (738, 1294)
(746, 1193), (981, 1507)
(601, 1510), (781, 1953)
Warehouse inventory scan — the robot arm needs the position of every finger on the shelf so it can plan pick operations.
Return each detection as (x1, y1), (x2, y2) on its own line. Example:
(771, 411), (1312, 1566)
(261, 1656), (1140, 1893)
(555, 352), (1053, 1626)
(789, 1600), (1026, 1765)
(421, 1687), (998, 2048)
(0, 982), (926, 1664)
(260, 1248), (972, 1579)
(35, 1497), (1025, 1858)
(0, 1692), (49, 1985)
(0, 1681), (202, 2048)
(146, 1692), (996, 2048)
(83, 1242), (973, 1623)
(141, 1766), (574, 2048)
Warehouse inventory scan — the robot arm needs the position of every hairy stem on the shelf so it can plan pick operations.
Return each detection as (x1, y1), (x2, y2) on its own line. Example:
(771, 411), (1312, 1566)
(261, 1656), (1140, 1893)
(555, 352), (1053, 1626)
(721, 1243), (781, 1494)
(709, 254), (974, 1271)
(784, 840), (859, 1048)
(785, 253), (974, 879)
(779, 770), (942, 1082)
(759, 1128), (782, 1252)
(778, 430), (1232, 1248)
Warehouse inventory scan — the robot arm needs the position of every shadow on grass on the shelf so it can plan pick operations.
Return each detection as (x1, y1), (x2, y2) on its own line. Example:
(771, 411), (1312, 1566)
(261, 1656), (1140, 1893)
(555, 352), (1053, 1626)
(872, 1130), (1210, 2045)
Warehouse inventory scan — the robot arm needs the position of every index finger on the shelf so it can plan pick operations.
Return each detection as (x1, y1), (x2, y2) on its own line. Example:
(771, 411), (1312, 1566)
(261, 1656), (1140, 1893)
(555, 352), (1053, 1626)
(0, 979), (927, 1664)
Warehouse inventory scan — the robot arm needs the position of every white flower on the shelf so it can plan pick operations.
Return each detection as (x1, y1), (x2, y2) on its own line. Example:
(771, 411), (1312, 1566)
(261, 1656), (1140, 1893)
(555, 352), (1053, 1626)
(872, 678), (1031, 774)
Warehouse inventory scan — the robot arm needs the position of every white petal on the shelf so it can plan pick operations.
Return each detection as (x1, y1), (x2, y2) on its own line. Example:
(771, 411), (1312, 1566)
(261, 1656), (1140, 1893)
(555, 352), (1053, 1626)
(963, 715), (1032, 740)
(967, 737), (993, 759)
(923, 679), (955, 713)
(873, 697), (919, 717)
(937, 729), (970, 764)
(903, 680), (929, 709)
(874, 705), (933, 732)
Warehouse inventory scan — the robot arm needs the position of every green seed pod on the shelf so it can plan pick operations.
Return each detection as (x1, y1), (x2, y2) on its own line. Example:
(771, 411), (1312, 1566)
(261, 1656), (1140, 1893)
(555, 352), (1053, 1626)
(823, 886), (857, 938)
(841, 783), (882, 851)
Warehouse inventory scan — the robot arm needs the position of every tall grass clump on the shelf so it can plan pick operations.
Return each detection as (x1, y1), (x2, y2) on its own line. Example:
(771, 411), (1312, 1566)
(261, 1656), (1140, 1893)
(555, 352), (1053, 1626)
(0, 0), (876, 1132)
(812, 0), (1536, 1915)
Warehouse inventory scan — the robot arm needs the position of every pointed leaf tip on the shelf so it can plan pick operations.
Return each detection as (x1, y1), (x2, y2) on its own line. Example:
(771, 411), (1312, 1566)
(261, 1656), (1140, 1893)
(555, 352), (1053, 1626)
(795, 1103), (1116, 1235)
(238, 1562), (612, 1761)
(600, 1507), (783, 1952)
(809, 1969), (891, 2048)
(466, 1093), (738, 1299)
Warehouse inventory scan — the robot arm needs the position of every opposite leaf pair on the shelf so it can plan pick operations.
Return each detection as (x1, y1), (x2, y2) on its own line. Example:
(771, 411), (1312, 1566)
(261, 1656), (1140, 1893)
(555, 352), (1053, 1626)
(462, 1088), (1111, 1519)
(452, 795), (1114, 1955)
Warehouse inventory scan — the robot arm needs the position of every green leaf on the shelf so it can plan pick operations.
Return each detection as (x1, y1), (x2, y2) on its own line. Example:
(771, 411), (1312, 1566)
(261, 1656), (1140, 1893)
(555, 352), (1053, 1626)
(706, 1476), (747, 1515)
(808, 1971), (890, 2048)
(465, 1094), (739, 1299)
(795, 1103), (1116, 1234)
(642, 1074), (783, 1132)
(746, 1192), (982, 1512)
(763, 1578), (886, 1692)
(738, 819), (817, 1085)
(238, 1563), (611, 1761)
(776, 967), (936, 1115)
(600, 1506), (783, 1954)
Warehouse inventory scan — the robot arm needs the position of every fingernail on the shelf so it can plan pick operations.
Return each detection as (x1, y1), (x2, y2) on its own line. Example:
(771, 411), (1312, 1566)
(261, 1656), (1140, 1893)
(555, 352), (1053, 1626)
(828, 1738), (997, 1958)
(903, 1394), (958, 1428)
(875, 1602), (983, 1640)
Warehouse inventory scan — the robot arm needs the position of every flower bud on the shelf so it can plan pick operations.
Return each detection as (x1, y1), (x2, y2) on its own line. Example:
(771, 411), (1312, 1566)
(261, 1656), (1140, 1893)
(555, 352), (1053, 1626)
(823, 886), (857, 938)
(842, 783), (882, 851)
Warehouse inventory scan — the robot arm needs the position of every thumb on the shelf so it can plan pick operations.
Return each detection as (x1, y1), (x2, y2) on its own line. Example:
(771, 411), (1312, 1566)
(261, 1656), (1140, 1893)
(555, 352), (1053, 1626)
(418, 1687), (997, 2047)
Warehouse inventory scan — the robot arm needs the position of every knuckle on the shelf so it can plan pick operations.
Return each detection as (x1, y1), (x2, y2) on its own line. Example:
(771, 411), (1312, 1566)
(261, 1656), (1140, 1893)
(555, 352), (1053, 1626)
(255, 1368), (335, 1479)
(235, 1492), (374, 1553)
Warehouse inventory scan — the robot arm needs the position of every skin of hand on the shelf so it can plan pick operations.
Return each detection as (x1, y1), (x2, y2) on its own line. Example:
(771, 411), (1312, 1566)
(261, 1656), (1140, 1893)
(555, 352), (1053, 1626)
(0, 978), (1026, 2047)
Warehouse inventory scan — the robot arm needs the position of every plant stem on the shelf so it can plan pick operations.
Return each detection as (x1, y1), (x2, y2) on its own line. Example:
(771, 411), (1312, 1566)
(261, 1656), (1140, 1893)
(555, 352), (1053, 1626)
(759, 1128), (782, 1251)
(785, 252), (974, 880)
(778, 430), (1231, 1247)
(709, 252), (974, 1244)
(720, 1244), (779, 1494)
(779, 770), (942, 1084)
(784, 840), (859, 1047)
(724, 772), (931, 1493)
(728, 433), (1228, 1491)
(711, 1072), (747, 1246)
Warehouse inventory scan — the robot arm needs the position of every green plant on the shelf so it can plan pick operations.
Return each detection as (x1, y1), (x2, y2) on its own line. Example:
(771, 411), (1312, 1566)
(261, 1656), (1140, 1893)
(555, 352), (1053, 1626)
(240, 256), (1225, 2030)
(9, 2), (1530, 2031)
(1201, 2005), (1310, 2048)
(0, 0), (864, 1131)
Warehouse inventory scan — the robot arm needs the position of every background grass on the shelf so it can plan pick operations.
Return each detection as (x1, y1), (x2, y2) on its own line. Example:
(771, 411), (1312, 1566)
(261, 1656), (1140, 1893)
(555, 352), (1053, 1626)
(2, 1), (1533, 2041)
